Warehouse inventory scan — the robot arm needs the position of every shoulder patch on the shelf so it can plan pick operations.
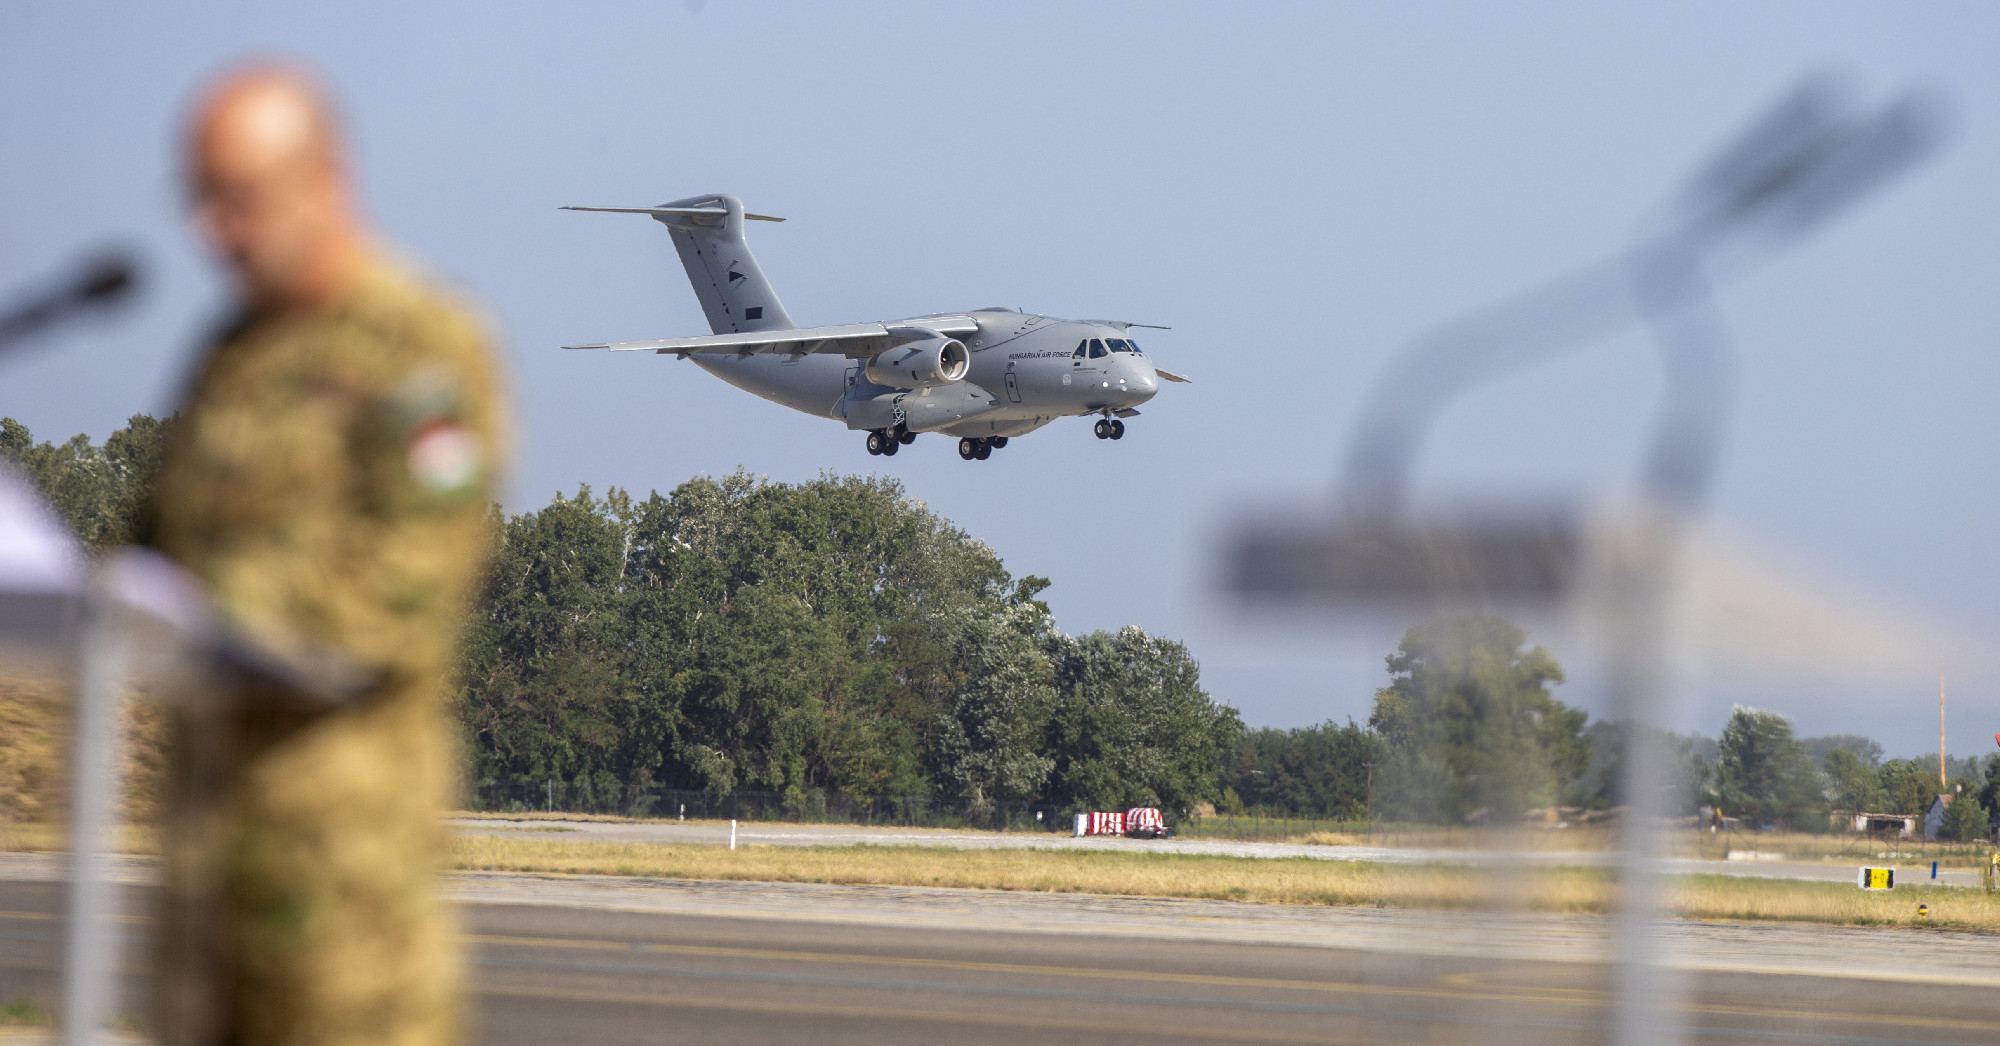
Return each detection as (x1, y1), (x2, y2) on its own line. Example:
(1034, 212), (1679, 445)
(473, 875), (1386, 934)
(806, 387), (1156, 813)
(380, 366), (485, 499)
(407, 419), (482, 496)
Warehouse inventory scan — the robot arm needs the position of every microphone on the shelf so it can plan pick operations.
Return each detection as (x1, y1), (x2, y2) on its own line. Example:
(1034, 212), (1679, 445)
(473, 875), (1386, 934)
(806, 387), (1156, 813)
(0, 251), (141, 354)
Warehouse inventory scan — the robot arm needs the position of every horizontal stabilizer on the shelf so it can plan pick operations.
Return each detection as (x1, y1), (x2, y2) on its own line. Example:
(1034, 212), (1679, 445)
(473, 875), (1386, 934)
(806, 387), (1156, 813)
(564, 314), (982, 359)
(1155, 368), (1193, 384)
(561, 205), (785, 222)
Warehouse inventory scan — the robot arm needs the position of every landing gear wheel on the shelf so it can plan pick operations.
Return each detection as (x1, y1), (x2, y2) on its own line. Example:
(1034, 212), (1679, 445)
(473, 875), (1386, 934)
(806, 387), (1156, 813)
(990, 437), (1008, 448)
(974, 441), (992, 460)
(1093, 419), (1111, 439)
(1109, 420), (1125, 440)
(880, 437), (899, 456)
(898, 430), (917, 445)
(866, 431), (886, 455)
(958, 438), (978, 460)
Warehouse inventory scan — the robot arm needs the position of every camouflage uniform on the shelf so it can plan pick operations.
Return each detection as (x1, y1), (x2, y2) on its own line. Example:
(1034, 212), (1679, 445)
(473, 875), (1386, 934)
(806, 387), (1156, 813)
(148, 256), (505, 1046)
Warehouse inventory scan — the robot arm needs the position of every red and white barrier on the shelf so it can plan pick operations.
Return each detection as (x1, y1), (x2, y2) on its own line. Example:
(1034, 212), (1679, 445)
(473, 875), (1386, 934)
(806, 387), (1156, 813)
(1072, 808), (1167, 836)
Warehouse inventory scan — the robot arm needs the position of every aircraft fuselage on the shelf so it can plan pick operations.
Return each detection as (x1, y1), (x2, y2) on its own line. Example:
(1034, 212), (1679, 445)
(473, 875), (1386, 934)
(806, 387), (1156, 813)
(691, 310), (1161, 440)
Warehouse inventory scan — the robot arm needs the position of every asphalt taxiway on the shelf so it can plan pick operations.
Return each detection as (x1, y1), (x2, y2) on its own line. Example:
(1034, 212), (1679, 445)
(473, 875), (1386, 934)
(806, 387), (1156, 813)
(2, 854), (1996, 1045)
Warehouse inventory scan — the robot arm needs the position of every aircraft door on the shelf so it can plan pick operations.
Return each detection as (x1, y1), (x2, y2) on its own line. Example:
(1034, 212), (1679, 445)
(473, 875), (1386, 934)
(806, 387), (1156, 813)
(1004, 370), (1022, 403)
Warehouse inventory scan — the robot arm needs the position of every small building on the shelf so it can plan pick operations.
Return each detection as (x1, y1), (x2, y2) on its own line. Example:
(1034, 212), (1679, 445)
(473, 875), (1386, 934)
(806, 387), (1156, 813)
(1848, 811), (1916, 836)
(1924, 794), (1951, 840)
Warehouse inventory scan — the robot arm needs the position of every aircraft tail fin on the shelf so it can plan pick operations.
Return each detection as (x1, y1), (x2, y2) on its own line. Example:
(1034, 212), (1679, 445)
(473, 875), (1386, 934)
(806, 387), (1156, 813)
(561, 194), (794, 335)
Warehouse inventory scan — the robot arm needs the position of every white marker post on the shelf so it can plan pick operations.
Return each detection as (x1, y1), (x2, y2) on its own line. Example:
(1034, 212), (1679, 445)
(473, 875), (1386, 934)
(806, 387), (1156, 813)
(729, 819), (737, 850)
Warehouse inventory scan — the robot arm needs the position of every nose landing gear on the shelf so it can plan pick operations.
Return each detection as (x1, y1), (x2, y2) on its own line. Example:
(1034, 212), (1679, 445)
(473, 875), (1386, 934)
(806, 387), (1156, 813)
(1093, 418), (1126, 440)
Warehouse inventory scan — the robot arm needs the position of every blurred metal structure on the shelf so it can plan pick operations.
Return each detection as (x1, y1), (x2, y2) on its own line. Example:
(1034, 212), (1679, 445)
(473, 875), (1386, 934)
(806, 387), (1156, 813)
(1226, 74), (1949, 1046)
(0, 250), (139, 1046)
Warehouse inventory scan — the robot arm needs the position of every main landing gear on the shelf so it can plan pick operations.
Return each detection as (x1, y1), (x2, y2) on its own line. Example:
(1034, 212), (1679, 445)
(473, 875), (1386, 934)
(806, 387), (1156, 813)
(865, 425), (917, 456)
(957, 436), (1007, 461)
(1093, 418), (1126, 440)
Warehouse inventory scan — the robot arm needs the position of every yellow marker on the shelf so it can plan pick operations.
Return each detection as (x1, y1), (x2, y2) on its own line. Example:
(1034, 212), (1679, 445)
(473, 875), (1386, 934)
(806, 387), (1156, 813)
(1858, 867), (1894, 890)
(1918, 903), (1931, 921)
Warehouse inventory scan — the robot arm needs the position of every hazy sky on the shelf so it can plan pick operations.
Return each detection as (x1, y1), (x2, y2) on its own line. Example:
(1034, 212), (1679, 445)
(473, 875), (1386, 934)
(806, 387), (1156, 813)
(3, 3), (1995, 757)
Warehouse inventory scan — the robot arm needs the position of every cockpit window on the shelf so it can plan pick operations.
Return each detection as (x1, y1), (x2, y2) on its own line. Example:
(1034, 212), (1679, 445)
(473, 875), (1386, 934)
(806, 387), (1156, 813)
(1125, 340), (1144, 354)
(1107, 339), (1132, 352)
(1073, 340), (1088, 359)
(1087, 339), (1107, 359)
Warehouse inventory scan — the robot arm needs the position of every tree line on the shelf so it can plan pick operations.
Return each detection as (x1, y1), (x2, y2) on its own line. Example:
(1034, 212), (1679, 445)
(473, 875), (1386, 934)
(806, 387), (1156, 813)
(5, 413), (1993, 835)
(458, 474), (1240, 815)
(1222, 615), (1999, 837)
(2, 415), (1242, 817)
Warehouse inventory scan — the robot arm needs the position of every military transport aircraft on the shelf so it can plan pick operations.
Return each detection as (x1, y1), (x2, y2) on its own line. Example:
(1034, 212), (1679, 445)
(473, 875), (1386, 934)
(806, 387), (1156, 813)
(562, 194), (1190, 460)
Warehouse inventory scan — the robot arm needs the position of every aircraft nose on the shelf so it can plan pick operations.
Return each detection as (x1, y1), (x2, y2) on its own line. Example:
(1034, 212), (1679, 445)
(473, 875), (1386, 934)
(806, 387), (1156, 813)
(1127, 362), (1158, 401)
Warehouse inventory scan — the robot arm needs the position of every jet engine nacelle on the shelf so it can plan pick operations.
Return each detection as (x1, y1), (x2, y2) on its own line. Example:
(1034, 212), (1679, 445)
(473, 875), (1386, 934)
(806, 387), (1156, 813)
(865, 336), (969, 389)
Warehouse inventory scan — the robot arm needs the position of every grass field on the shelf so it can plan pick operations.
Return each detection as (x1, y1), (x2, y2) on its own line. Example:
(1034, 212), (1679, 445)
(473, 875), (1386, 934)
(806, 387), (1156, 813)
(11, 818), (1997, 931)
(446, 835), (2000, 930)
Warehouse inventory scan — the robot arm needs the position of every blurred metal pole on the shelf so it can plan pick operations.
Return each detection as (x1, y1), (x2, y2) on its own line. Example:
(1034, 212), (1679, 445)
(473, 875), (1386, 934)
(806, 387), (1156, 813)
(1604, 236), (1734, 1046)
(1225, 73), (1949, 1046)
(62, 603), (132, 1046)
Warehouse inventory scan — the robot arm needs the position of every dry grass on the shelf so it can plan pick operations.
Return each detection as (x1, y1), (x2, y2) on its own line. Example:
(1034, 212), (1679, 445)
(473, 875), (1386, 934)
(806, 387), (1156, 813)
(11, 818), (1993, 930)
(0, 822), (157, 854)
(1293, 828), (1618, 851)
(1676, 829), (1997, 868)
(0, 668), (167, 827)
(450, 834), (1609, 911)
(447, 835), (2000, 930)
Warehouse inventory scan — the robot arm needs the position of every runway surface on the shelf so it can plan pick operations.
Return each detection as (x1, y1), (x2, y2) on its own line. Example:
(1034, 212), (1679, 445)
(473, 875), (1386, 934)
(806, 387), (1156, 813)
(452, 816), (1987, 887)
(3, 854), (1998, 1045)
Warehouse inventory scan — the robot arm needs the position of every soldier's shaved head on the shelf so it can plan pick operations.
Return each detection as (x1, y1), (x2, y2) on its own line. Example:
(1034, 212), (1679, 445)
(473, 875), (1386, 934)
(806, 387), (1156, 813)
(188, 65), (369, 311)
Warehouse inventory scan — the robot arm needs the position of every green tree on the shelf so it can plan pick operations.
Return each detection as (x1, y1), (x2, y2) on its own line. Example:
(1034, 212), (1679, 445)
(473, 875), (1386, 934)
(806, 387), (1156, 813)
(1715, 707), (1825, 830)
(457, 487), (638, 807)
(1877, 758), (1943, 818)
(931, 599), (1059, 806)
(1580, 722), (1716, 815)
(1368, 616), (1587, 823)
(1822, 747), (1888, 812)
(1801, 734), (1883, 769)
(452, 468), (1242, 816)
(1977, 754), (2000, 830)
(1, 414), (172, 551)
(1045, 626), (1241, 817)
(1939, 787), (1990, 842)
(1223, 721), (1382, 819)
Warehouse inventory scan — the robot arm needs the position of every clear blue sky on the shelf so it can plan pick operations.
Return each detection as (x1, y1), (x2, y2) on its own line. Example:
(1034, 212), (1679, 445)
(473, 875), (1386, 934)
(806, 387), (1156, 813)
(3, 2), (1995, 758)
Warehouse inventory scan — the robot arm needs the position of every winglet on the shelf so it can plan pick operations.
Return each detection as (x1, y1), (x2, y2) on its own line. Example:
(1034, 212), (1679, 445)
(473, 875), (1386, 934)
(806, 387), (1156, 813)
(561, 205), (784, 222)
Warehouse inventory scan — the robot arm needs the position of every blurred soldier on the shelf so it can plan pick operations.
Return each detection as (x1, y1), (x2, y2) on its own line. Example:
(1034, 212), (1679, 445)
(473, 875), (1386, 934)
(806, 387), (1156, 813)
(147, 65), (506, 1046)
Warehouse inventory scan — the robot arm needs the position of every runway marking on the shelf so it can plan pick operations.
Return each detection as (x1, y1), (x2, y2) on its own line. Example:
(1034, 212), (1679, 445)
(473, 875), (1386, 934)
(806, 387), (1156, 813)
(480, 981), (1381, 1044)
(0, 910), (148, 924)
(1437, 969), (2000, 1036)
(477, 976), (1974, 1046)
(472, 931), (1577, 1004)
(472, 932), (2000, 1037)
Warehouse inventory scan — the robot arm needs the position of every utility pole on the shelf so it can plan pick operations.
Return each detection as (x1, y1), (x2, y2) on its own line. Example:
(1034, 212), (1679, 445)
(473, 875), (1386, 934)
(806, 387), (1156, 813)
(1939, 674), (1947, 789)
(1363, 762), (1375, 841)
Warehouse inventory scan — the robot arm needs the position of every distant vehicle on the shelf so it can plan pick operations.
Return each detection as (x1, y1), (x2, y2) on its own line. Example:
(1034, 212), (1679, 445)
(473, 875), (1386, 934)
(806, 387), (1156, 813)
(1123, 807), (1172, 839)
(562, 194), (1190, 460)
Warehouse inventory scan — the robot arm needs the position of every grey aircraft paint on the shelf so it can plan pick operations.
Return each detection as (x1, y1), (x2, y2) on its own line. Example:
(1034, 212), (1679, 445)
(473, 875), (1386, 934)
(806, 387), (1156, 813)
(561, 194), (1189, 460)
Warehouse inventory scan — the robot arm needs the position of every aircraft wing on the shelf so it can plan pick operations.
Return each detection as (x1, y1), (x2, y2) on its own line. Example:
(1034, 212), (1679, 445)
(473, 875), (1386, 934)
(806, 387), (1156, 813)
(563, 314), (981, 359)
(1154, 367), (1193, 383)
